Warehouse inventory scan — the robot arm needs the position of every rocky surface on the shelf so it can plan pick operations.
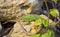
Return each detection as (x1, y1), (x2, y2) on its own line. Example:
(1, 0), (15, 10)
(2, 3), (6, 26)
(0, 0), (44, 37)
(0, 0), (43, 21)
(10, 22), (30, 37)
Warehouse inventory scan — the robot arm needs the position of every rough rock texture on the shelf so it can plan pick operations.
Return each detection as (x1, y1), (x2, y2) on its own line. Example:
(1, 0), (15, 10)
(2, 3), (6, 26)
(0, 0), (43, 37)
(0, 0), (43, 21)
(10, 22), (30, 37)
(10, 22), (43, 37)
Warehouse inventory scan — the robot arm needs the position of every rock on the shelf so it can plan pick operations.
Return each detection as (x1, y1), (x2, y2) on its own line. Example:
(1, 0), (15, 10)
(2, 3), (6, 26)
(0, 0), (43, 21)
(10, 22), (29, 37)
(0, 0), (4, 4)
(24, 25), (32, 32)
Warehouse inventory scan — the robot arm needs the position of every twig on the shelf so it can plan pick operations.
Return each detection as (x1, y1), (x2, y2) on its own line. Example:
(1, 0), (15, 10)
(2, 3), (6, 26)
(19, 22), (42, 35)
(44, 0), (50, 26)
(6, 28), (14, 37)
